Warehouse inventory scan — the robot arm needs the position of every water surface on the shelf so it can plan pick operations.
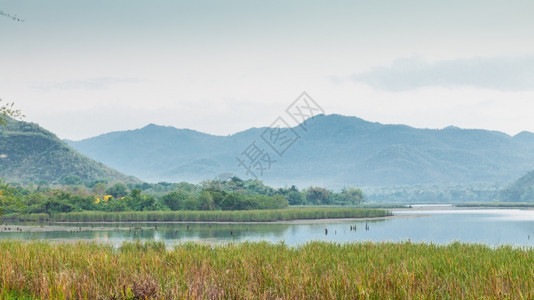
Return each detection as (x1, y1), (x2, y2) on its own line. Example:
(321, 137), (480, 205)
(2, 208), (534, 247)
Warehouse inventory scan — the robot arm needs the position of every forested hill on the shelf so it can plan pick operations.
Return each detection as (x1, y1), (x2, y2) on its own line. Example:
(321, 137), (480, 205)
(66, 114), (534, 188)
(0, 118), (138, 185)
(500, 170), (534, 202)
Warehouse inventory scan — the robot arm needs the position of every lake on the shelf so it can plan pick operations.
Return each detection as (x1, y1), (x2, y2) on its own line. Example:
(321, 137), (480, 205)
(3, 206), (534, 247)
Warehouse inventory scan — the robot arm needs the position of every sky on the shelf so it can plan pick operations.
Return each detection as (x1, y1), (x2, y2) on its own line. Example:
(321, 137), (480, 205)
(1, 0), (534, 140)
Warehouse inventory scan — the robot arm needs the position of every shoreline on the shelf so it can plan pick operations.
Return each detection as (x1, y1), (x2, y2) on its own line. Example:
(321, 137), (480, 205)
(0, 214), (416, 233)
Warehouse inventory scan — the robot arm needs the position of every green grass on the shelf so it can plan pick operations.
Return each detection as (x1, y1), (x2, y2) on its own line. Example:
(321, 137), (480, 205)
(291, 204), (411, 209)
(1, 240), (533, 299)
(10, 208), (391, 223)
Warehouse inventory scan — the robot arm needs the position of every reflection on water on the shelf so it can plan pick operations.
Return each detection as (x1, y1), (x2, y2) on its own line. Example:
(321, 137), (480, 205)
(0, 220), (386, 246)
(3, 209), (534, 247)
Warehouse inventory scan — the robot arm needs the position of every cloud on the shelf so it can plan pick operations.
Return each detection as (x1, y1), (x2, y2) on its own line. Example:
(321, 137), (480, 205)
(350, 54), (534, 91)
(34, 77), (143, 91)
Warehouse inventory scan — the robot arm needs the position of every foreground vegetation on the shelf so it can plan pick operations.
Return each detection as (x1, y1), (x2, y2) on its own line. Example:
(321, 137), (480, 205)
(1, 240), (533, 299)
(9, 207), (390, 222)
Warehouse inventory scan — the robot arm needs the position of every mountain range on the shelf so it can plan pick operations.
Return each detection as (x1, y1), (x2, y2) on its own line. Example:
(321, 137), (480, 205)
(0, 118), (138, 185)
(65, 114), (534, 189)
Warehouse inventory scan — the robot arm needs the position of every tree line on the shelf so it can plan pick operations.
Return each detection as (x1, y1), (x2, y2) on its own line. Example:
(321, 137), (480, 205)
(0, 176), (364, 216)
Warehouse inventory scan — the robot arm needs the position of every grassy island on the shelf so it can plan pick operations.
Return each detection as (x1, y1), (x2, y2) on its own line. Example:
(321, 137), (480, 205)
(10, 207), (391, 223)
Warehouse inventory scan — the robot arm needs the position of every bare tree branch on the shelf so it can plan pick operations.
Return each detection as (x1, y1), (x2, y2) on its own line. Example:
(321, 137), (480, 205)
(0, 10), (24, 22)
(0, 99), (24, 126)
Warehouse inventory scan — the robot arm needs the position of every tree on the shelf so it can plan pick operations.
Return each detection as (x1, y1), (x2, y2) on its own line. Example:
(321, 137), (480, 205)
(286, 190), (305, 205)
(41, 192), (76, 216)
(0, 179), (20, 217)
(0, 99), (24, 125)
(161, 191), (188, 210)
(92, 182), (107, 195)
(130, 188), (142, 200)
(220, 192), (244, 210)
(305, 187), (331, 205)
(228, 176), (244, 192)
(203, 188), (227, 208)
(63, 175), (84, 186)
(125, 188), (158, 211)
(341, 187), (364, 205)
(140, 195), (157, 211)
(0, 100), (23, 217)
(197, 191), (215, 210)
(182, 197), (199, 210)
(107, 198), (128, 212)
(105, 183), (129, 198)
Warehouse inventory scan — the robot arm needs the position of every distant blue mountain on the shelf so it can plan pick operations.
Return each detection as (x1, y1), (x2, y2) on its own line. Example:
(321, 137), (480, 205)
(65, 114), (534, 188)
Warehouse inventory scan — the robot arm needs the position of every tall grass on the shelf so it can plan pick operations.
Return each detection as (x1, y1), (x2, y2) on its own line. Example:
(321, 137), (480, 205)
(1, 240), (534, 299)
(14, 208), (390, 222)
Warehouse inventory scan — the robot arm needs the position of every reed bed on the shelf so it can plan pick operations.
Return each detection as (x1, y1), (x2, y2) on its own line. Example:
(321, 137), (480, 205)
(1, 240), (534, 299)
(14, 208), (390, 223)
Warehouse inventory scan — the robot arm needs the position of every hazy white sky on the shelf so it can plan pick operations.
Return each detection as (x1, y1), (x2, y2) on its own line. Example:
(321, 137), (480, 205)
(1, 0), (534, 140)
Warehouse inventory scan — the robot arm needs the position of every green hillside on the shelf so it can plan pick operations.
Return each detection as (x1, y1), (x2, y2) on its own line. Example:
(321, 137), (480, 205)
(500, 170), (534, 202)
(0, 118), (138, 185)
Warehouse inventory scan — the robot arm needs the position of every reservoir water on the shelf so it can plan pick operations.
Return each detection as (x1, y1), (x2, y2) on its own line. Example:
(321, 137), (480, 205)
(3, 207), (534, 247)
